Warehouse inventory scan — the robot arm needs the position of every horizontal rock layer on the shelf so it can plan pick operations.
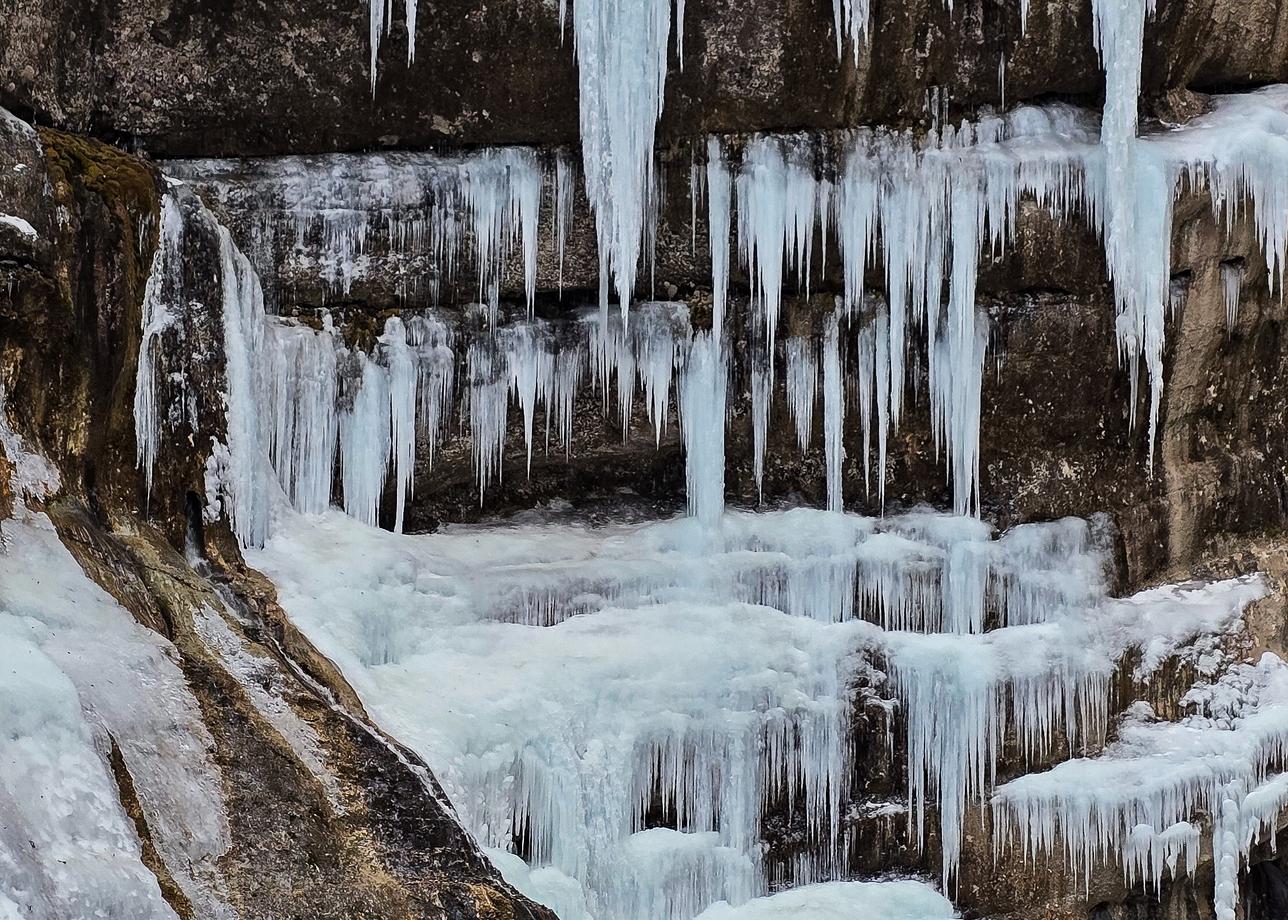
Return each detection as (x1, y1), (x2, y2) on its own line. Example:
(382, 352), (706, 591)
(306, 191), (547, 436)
(2, 0), (1288, 156)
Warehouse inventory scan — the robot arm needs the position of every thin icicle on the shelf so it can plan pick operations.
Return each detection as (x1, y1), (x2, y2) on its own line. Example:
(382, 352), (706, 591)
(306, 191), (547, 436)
(706, 136), (732, 345)
(1221, 260), (1244, 331)
(751, 358), (771, 502)
(822, 314), (845, 513)
(784, 337), (817, 455)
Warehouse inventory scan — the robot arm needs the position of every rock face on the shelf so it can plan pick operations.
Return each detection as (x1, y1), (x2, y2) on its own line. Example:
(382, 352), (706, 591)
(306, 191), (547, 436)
(2, 0), (1288, 156)
(4, 1), (1288, 919)
(0, 115), (554, 920)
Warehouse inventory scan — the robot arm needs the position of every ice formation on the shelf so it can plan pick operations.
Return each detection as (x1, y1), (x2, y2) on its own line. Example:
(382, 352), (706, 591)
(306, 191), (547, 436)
(694, 879), (956, 919)
(0, 212), (37, 239)
(134, 194), (186, 504)
(994, 638), (1288, 919)
(570, 0), (681, 313)
(249, 495), (1270, 919)
(169, 77), (1288, 520)
(0, 409), (232, 919)
(164, 148), (547, 324)
(367, 0), (419, 89)
(1222, 260), (1244, 330)
(697, 86), (1288, 510)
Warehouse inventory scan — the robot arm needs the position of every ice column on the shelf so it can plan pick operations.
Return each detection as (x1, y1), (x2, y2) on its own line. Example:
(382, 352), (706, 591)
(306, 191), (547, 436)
(822, 315), (846, 513)
(216, 225), (273, 549)
(134, 194), (186, 505)
(706, 136), (732, 344)
(1091, 0), (1169, 466)
(572, 0), (679, 313)
(680, 332), (727, 529)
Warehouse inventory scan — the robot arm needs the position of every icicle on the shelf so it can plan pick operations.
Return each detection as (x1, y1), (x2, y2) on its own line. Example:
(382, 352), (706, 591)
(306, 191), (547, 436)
(1090, 0), (1168, 468)
(784, 337), (817, 454)
(822, 314), (845, 513)
(262, 318), (340, 515)
(737, 136), (823, 362)
(366, 0), (418, 91)
(1221, 260), (1244, 331)
(571, 0), (678, 314)
(873, 309), (890, 510)
(505, 323), (556, 476)
(751, 358), (771, 502)
(368, 0), (387, 93)
(339, 350), (392, 527)
(706, 136), (732, 345)
(407, 313), (456, 472)
(134, 194), (185, 506)
(680, 332), (726, 529)
(555, 155), (576, 295)
(466, 149), (543, 323)
(405, 0), (418, 63)
(381, 317), (418, 533)
(855, 323), (875, 496)
(468, 337), (510, 503)
(934, 171), (989, 517)
(830, 0), (872, 64)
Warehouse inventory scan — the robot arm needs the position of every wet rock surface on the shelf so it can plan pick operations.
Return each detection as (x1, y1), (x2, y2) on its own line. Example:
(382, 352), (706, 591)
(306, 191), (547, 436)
(1, 0), (1287, 157)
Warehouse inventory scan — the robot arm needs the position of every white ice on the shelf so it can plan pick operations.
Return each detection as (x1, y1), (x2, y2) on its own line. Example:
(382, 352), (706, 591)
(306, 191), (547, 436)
(249, 497), (1267, 919)
(0, 427), (232, 917)
(0, 213), (36, 239)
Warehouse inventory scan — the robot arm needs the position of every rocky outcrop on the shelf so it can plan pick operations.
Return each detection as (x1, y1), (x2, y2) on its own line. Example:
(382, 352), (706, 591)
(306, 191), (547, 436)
(2, 0), (1288, 157)
(0, 114), (554, 920)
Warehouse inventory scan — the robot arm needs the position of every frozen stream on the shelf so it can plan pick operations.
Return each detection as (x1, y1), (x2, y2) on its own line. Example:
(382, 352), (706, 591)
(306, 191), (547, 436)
(249, 503), (1267, 920)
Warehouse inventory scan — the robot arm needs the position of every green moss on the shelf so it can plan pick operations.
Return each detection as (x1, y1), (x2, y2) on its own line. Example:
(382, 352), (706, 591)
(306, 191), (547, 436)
(39, 129), (164, 297)
(38, 128), (162, 221)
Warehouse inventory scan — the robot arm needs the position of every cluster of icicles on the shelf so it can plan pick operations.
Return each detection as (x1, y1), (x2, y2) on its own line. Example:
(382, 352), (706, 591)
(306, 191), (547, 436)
(426, 509), (1125, 917)
(171, 85), (1288, 521)
(134, 186), (1288, 920)
(166, 147), (567, 325)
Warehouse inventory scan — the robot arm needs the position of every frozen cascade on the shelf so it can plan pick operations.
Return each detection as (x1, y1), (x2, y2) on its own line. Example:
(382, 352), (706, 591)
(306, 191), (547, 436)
(716, 88), (1288, 515)
(134, 193), (186, 505)
(992, 623), (1288, 919)
(250, 500), (1269, 920)
(215, 225), (274, 549)
(165, 90), (1288, 524)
